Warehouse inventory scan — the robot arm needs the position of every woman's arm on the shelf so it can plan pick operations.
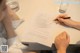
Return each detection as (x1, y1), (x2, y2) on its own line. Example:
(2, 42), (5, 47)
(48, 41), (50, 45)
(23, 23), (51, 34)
(73, 22), (80, 30)
(54, 32), (70, 53)
(55, 14), (80, 30)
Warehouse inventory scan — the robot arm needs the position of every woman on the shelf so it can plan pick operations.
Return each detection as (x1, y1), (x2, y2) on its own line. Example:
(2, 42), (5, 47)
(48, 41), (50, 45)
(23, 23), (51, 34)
(0, 0), (29, 53)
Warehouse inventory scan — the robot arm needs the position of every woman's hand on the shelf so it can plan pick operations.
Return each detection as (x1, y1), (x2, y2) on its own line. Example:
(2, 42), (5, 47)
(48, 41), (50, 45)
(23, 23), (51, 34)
(54, 32), (70, 53)
(55, 14), (80, 30)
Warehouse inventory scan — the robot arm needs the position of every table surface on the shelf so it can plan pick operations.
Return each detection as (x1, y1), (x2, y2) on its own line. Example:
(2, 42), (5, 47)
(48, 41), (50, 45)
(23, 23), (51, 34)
(15, 0), (80, 50)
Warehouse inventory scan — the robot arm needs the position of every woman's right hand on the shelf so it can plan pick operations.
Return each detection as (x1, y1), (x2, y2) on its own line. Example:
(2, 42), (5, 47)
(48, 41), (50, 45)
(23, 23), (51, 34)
(55, 14), (80, 30)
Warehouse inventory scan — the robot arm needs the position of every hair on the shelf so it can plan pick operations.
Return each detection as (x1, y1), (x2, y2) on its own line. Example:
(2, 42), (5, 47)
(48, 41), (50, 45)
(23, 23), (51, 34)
(0, 0), (6, 10)
(0, 0), (3, 4)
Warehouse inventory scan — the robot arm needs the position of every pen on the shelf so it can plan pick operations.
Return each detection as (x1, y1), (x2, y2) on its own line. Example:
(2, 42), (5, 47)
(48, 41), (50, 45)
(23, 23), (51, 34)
(54, 17), (71, 21)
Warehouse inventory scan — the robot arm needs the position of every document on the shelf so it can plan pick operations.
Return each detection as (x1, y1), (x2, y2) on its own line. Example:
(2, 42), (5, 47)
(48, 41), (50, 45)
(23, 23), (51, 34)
(23, 10), (80, 47)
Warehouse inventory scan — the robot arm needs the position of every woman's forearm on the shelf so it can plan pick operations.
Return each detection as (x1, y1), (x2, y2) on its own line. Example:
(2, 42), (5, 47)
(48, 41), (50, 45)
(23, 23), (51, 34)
(57, 50), (66, 53)
(73, 22), (80, 30)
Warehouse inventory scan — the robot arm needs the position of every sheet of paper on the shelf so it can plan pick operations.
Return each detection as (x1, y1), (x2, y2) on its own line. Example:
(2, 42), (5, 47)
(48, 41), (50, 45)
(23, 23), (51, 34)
(23, 10), (80, 47)
(15, 0), (80, 48)
(24, 12), (55, 47)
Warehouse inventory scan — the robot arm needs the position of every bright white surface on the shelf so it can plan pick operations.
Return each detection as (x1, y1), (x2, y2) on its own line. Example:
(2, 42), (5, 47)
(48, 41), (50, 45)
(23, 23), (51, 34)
(15, 0), (80, 47)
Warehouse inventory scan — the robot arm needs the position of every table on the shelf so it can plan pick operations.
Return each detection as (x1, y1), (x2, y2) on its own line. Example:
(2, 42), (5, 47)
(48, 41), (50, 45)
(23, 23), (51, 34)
(15, 0), (80, 50)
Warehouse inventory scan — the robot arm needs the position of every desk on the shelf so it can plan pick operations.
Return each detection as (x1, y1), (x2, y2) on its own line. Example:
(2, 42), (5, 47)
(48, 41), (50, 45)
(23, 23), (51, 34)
(15, 0), (80, 50)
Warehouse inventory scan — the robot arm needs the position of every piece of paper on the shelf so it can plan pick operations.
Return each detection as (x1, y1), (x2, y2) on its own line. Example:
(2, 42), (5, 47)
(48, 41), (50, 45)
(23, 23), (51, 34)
(15, 0), (80, 48)
(23, 9), (80, 47)
(23, 12), (50, 46)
